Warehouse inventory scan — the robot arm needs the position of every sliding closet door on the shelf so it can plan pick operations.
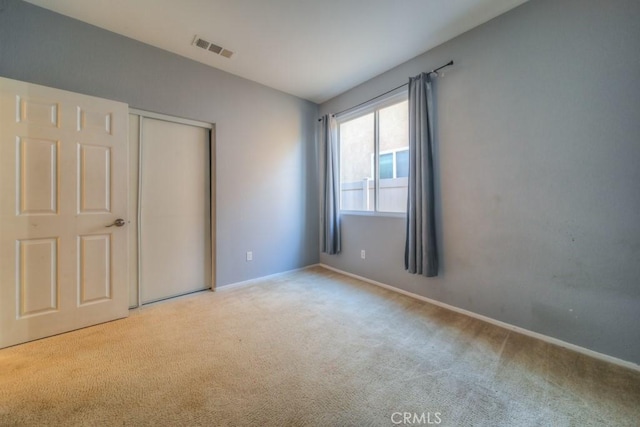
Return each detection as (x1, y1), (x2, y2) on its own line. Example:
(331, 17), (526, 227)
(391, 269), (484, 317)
(139, 118), (211, 303)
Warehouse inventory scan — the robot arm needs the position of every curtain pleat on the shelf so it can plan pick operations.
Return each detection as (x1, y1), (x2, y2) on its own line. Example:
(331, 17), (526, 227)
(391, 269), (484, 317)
(405, 73), (438, 276)
(320, 115), (341, 254)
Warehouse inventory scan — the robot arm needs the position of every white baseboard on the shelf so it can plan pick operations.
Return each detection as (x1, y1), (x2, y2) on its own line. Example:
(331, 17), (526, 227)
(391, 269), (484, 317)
(319, 264), (640, 373)
(215, 264), (321, 292)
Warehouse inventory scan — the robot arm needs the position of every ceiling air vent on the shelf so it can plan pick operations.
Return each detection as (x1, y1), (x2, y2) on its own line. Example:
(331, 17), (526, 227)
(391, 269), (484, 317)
(194, 37), (210, 50)
(192, 35), (234, 59)
(208, 43), (223, 54)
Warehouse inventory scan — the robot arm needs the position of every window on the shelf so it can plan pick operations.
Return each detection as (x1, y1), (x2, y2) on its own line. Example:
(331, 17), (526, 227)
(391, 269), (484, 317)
(338, 93), (408, 213)
(375, 148), (409, 180)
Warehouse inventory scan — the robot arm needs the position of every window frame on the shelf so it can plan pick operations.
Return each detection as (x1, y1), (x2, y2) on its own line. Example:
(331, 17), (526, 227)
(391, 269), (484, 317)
(336, 88), (408, 217)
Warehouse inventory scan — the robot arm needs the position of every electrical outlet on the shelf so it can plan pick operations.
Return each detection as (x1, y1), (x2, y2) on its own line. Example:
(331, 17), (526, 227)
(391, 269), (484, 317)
(361, 250), (366, 259)
(246, 251), (253, 261)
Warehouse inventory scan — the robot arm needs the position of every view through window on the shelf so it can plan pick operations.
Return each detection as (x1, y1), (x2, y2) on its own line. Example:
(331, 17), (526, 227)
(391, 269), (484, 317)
(339, 96), (408, 213)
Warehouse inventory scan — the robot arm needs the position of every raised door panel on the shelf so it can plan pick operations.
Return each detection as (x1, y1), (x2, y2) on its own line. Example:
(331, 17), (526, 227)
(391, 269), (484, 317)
(17, 96), (60, 128)
(78, 144), (111, 214)
(18, 137), (59, 215)
(77, 107), (112, 135)
(78, 234), (111, 305)
(17, 238), (59, 318)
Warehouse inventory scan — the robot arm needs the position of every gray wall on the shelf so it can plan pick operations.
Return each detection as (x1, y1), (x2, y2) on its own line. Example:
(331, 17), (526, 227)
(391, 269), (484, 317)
(0, 0), (320, 287)
(320, 0), (640, 364)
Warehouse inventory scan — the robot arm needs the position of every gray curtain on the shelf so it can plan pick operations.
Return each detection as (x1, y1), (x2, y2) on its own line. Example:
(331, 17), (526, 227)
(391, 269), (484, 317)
(405, 72), (438, 276)
(320, 115), (341, 254)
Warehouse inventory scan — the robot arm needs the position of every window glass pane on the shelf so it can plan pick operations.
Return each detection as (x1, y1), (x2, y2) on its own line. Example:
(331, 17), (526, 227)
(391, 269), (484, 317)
(379, 153), (393, 179)
(378, 100), (408, 213)
(339, 113), (374, 211)
(379, 100), (408, 152)
(396, 149), (409, 178)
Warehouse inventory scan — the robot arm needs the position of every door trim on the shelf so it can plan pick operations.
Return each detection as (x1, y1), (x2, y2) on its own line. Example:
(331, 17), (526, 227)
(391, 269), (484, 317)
(129, 108), (212, 129)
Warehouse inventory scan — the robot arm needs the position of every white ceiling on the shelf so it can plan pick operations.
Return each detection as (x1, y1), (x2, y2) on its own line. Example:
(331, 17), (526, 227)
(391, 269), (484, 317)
(24, 0), (528, 103)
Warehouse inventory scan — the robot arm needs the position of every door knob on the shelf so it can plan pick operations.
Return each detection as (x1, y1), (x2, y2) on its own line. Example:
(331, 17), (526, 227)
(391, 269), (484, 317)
(106, 218), (126, 227)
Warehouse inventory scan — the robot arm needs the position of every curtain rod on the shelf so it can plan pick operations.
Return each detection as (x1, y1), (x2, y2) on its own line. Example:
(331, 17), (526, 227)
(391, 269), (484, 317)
(318, 60), (453, 121)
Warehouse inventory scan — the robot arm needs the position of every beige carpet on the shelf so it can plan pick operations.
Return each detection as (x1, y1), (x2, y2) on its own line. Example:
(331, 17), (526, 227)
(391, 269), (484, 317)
(1, 266), (639, 426)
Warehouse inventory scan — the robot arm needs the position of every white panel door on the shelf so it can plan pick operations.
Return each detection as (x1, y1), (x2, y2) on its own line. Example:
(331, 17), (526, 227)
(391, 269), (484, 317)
(0, 77), (129, 348)
(140, 118), (210, 303)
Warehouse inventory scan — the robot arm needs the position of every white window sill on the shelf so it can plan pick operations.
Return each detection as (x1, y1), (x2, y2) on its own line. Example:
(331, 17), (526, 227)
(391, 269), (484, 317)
(340, 210), (406, 219)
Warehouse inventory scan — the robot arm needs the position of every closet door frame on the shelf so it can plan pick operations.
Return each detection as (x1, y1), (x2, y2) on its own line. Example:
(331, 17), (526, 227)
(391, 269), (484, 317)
(129, 108), (215, 308)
